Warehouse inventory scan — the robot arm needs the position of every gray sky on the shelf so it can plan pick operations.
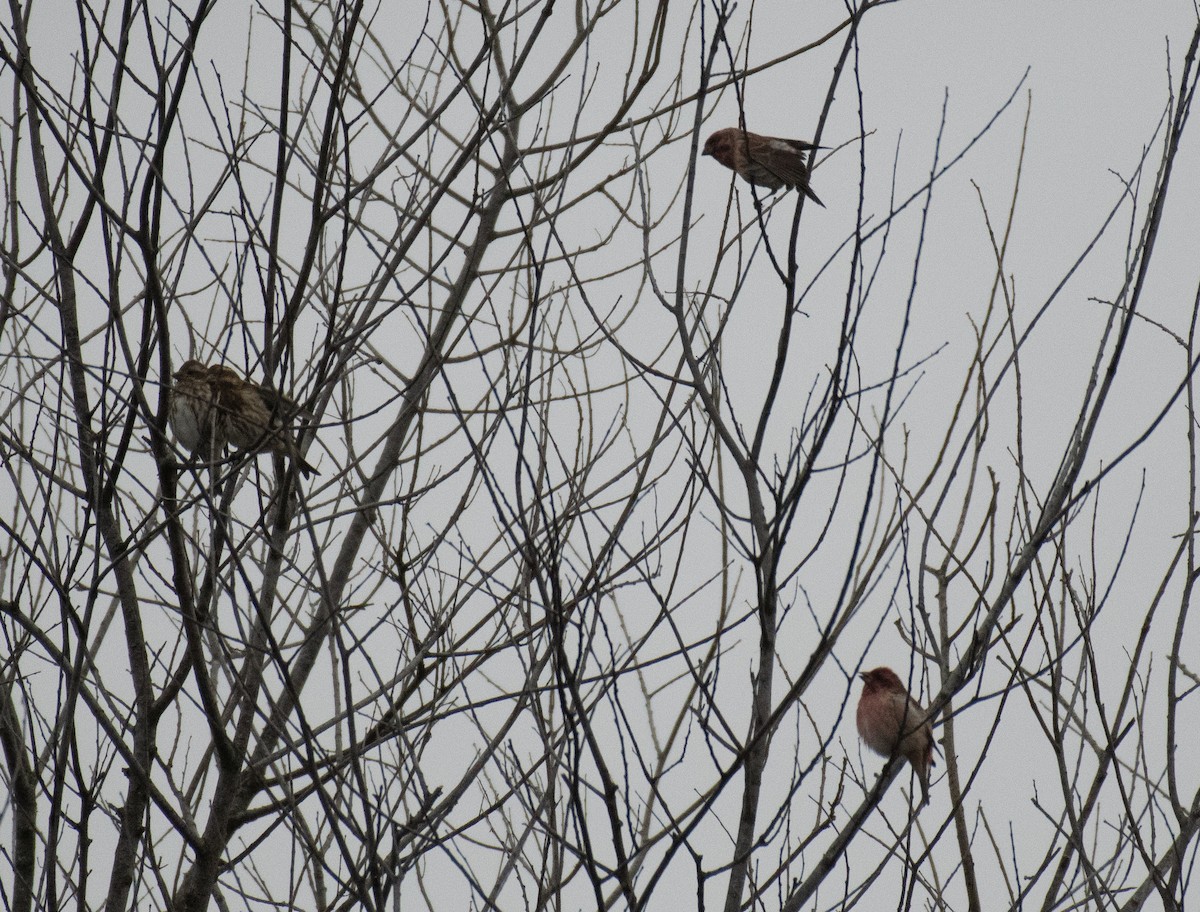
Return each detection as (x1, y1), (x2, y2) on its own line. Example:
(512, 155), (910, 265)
(4, 1), (1200, 909)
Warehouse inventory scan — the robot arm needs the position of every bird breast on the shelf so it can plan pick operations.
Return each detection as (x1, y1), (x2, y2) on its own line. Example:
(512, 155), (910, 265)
(169, 382), (214, 451)
(857, 691), (917, 756)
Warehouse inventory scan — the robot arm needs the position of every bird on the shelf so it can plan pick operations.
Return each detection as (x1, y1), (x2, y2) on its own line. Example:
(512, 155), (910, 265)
(702, 127), (824, 206)
(856, 666), (934, 806)
(169, 359), (317, 476)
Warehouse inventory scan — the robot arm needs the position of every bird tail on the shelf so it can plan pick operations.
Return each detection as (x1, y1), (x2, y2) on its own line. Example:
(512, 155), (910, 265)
(273, 438), (318, 476)
(290, 445), (318, 476)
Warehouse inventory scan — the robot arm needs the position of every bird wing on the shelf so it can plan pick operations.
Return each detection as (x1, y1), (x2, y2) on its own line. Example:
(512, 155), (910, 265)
(258, 387), (312, 426)
(749, 137), (824, 205)
(758, 136), (812, 176)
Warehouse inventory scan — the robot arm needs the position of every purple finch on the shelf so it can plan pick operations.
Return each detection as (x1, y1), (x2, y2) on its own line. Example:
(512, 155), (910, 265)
(702, 127), (824, 206)
(170, 359), (317, 476)
(856, 666), (934, 806)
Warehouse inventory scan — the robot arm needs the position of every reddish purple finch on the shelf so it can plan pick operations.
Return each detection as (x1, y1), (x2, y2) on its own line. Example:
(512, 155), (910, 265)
(702, 127), (824, 206)
(856, 666), (934, 806)
(170, 359), (317, 476)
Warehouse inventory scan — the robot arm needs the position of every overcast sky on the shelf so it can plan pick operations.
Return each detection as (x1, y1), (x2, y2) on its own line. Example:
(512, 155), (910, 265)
(5, 1), (1200, 909)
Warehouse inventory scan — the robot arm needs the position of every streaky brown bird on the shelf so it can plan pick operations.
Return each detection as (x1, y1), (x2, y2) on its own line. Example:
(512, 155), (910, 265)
(856, 666), (934, 806)
(170, 359), (317, 476)
(703, 127), (824, 206)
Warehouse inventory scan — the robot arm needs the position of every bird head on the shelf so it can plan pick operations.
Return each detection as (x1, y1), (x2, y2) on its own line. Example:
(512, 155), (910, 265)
(702, 128), (734, 159)
(173, 360), (207, 381)
(859, 666), (905, 692)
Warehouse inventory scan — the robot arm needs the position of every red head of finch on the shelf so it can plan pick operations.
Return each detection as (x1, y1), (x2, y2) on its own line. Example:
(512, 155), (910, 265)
(856, 666), (934, 806)
(702, 127), (824, 206)
(170, 359), (316, 476)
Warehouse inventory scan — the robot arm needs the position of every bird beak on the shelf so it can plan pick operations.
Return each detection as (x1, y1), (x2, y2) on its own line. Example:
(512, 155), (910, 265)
(858, 672), (869, 682)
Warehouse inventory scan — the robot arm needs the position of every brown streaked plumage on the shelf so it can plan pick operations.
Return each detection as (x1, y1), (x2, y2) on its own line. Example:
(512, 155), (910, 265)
(170, 359), (317, 476)
(702, 127), (824, 206)
(856, 666), (934, 806)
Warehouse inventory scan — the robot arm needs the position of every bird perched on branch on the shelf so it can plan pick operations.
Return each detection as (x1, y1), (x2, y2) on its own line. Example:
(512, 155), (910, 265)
(856, 666), (934, 806)
(170, 359), (317, 476)
(702, 127), (824, 206)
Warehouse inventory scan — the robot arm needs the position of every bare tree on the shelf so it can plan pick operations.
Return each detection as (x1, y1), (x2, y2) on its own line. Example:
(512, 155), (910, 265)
(1, 0), (1198, 910)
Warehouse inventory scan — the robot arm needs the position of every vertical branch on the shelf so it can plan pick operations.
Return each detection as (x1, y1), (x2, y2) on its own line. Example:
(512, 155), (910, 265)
(0, 664), (34, 912)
